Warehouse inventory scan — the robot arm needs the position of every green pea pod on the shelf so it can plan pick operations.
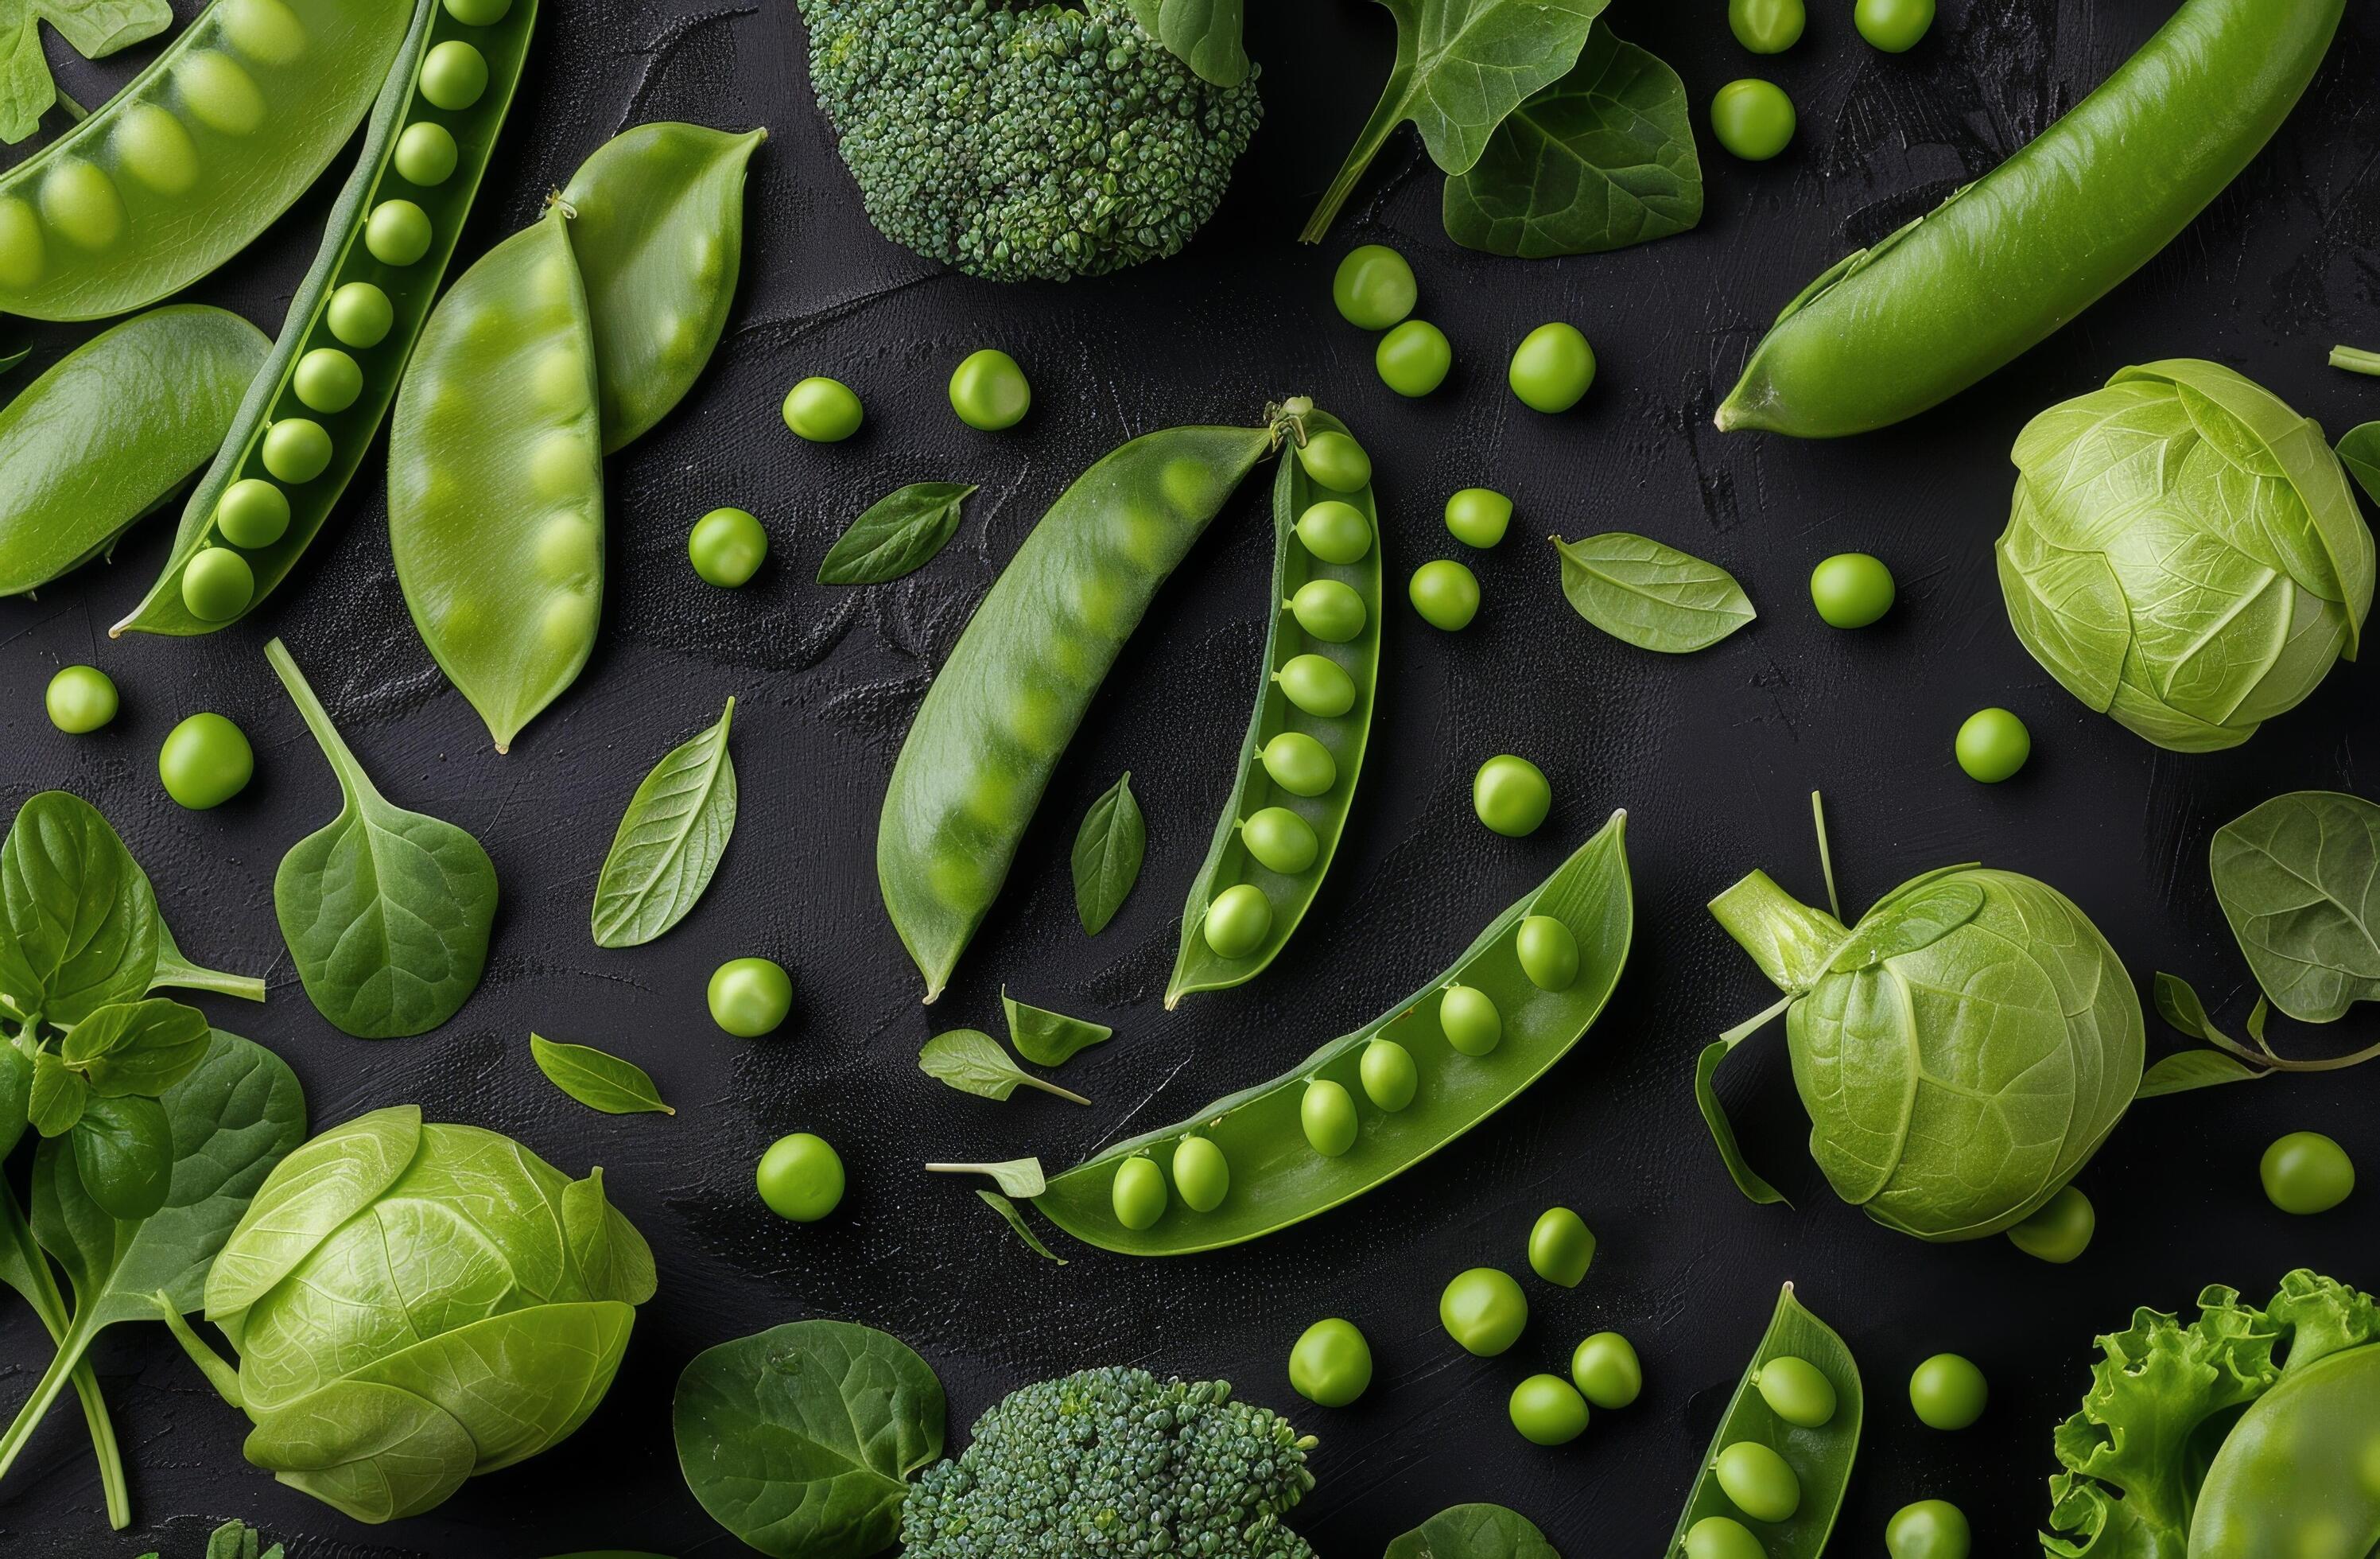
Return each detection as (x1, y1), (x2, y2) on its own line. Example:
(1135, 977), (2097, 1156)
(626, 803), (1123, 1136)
(1166, 410), (1381, 1007)
(388, 204), (604, 752)
(0, 306), (264, 597)
(1716, 0), (2345, 437)
(2191, 1341), (2380, 1556)
(0, 0), (417, 322)
(879, 404), (1310, 1001)
(1664, 1283), (1862, 1556)
(112, 0), (538, 638)
(560, 122), (764, 452)
(1036, 811), (1631, 1255)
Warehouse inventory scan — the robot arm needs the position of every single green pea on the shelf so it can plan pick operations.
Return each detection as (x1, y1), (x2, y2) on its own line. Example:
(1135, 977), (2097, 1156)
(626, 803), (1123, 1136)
(2261, 1130), (2355, 1215)
(326, 282), (393, 348)
(0, 196), (45, 289)
(1440, 1266), (1528, 1356)
(1711, 79), (1797, 161)
(420, 39), (490, 109)
(365, 199), (433, 266)
(1261, 732), (1337, 798)
(1810, 552), (1896, 628)
(293, 347), (363, 414)
(45, 666), (117, 733)
(1172, 1134), (1230, 1213)
(262, 418), (332, 484)
(177, 52), (264, 135)
(1409, 559), (1480, 631)
(1754, 1355), (1838, 1428)
(782, 376), (864, 442)
(1439, 984), (1503, 1057)
(1886, 1499), (1972, 1559)
(1359, 1037), (1417, 1111)
(1529, 1207), (1596, 1288)
(157, 713), (254, 809)
(1508, 323), (1595, 414)
(1508, 1374), (1589, 1446)
(1202, 882), (1275, 958)
(1714, 1440), (1800, 1522)
(1242, 807), (1319, 875)
(1571, 1332), (1640, 1410)
(443, 0), (512, 21)
(1729, 0), (1805, 52)
(1275, 652), (1357, 717)
(1856, 0), (1935, 52)
(1289, 1318), (1373, 1408)
(1955, 706), (2030, 783)
(219, 0), (308, 64)
(1289, 578), (1368, 643)
(708, 957), (792, 1037)
(393, 121), (459, 187)
(1295, 500), (1373, 565)
(2008, 1185), (2096, 1263)
(215, 479), (290, 549)
(689, 506), (768, 587)
(1516, 915), (1580, 992)
(1332, 243), (1416, 330)
(1297, 430), (1372, 493)
(755, 1132), (844, 1222)
(1473, 754), (1551, 837)
(1112, 1154), (1168, 1230)
(42, 161), (125, 250)
(1909, 1353), (1989, 1431)
(949, 348), (1031, 431)
(115, 104), (199, 195)
(1376, 319), (1452, 397)
(1445, 487), (1512, 548)
(1684, 1516), (1766, 1559)
(1300, 1078), (1359, 1157)
(180, 546), (255, 622)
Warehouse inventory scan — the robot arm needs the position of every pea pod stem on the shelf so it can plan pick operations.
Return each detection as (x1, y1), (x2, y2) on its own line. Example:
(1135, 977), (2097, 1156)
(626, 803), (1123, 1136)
(2333, 345), (2380, 378)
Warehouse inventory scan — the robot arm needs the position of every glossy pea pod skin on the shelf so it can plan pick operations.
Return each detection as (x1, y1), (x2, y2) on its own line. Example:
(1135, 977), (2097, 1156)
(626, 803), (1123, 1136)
(387, 205), (604, 752)
(879, 412), (1299, 1002)
(112, 0), (538, 637)
(2190, 1342), (2380, 1557)
(1167, 410), (1382, 1009)
(1037, 811), (1631, 1256)
(1716, 0), (2346, 437)
(0, 0), (417, 321)
(0, 306), (265, 597)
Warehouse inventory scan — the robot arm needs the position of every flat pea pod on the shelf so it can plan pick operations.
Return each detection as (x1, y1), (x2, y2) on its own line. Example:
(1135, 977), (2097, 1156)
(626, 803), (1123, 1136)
(1035, 811), (1632, 1255)
(879, 402), (1310, 1001)
(1167, 408), (1382, 1008)
(2189, 1340), (2380, 1557)
(0, 306), (264, 597)
(388, 204), (604, 752)
(112, 0), (538, 637)
(559, 122), (763, 451)
(0, 0), (418, 321)
(1667, 1282), (1862, 1556)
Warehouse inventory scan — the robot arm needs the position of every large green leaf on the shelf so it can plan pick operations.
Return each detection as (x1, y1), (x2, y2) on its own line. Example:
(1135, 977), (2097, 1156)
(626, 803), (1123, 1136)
(0, 0), (171, 143)
(2211, 791), (2380, 1023)
(0, 791), (159, 1027)
(1387, 1503), (1561, 1557)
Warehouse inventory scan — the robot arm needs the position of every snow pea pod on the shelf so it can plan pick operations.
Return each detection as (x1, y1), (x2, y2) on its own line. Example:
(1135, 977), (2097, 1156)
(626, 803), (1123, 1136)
(112, 0), (536, 638)
(1716, 0), (2344, 438)
(387, 204), (604, 752)
(2191, 1341), (2380, 1557)
(0, 0), (416, 322)
(0, 306), (265, 597)
(1036, 811), (1631, 1255)
(1167, 410), (1382, 1008)
(879, 403), (1312, 1001)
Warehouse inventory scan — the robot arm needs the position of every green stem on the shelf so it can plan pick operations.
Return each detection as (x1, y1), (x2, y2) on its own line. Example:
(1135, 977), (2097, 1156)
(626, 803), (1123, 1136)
(1708, 871), (1847, 996)
(149, 956), (266, 1005)
(2331, 345), (2380, 377)
(1809, 791), (1842, 922)
(0, 1312), (98, 1489)
(1299, 103), (1405, 244)
(51, 88), (85, 123)
(263, 637), (379, 804)
(0, 1188), (125, 1528)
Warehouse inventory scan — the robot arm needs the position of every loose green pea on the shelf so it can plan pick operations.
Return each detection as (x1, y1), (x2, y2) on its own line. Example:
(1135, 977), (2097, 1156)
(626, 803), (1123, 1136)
(1297, 430), (1371, 492)
(1261, 732), (1337, 797)
(1729, 0), (1805, 51)
(1509, 1374), (1589, 1446)
(2008, 1185), (2095, 1263)
(394, 121), (459, 186)
(1714, 1440), (1800, 1522)
(1440, 1266), (1528, 1356)
(782, 376), (864, 442)
(689, 506), (768, 586)
(1409, 559), (1480, 631)
(443, 0), (512, 21)
(1886, 1499), (1972, 1559)
(326, 282), (393, 348)
(1332, 243), (1416, 330)
(157, 713), (253, 809)
(949, 347), (1031, 430)
(293, 347), (363, 414)
(1172, 1134), (1230, 1212)
(1810, 552), (1896, 628)
(1685, 1516), (1766, 1559)
(1289, 1318), (1373, 1408)
(1289, 578), (1368, 642)
(262, 418), (332, 483)
(215, 479), (290, 548)
(1571, 1331), (1640, 1409)
(1300, 1077), (1358, 1157)
(708, 957), (792, 1037)
(1955, 707), (2029, 783)
(180, 546), (254, 622)
(1439, 984), (1502, 1057)
(45, 666), (117, 733)
(1529, 1207), (1596, 1288)
(1516, 915), (1579, 991)
(420, 39), (489, 109)
(1112, 1153), (1167, 1230)
(1359, 1038), (1417, 1111)
(755, 1133), (844, 1222)
(1856, 0), (1935, 52)
(1202, 882), (1275, 958)
(1909, 1353), (1988, 1430)
(1376, 319), (1452, 397)
(1242, 807), (1318, 874)
(1508, 323), (1595, 414)
(1275, 652), (1356, 717)
(1473, 754), (1551, 837)
(1755, 1355), (1838, 1428)
(2262, 1130), (2355, 1215)
(1445, 487), (1512, 548)
(1295, 500), (1372, 564)
(1711, 79), (1796, 161)
(42, 161), (125, 250)
(366, 199), (433, 266)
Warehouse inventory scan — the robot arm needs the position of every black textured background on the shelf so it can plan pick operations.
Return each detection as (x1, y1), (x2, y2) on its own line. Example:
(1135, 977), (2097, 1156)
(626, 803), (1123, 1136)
(3, 0), (2378, 1553)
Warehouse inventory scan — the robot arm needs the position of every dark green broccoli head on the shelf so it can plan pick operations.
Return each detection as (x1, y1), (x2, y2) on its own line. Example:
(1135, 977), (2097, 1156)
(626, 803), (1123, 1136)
(797, 0), (1261, 283)
(899, 1367), (1318, 1556)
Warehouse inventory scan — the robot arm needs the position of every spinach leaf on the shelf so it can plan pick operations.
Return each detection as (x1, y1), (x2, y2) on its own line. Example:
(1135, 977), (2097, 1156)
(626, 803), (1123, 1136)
(1129, 0), (1247, 87)
(1442, 26), (1701, 258)
(592, 698), (738, 948)
(1387, 1503), (1562, 1558)
(2341, 423), (2379, 511)
(68, 1095), (173, 1221)
(27, 1050), (85, 1135)
(1001, 988), (1112, 1067)
(2211, 791), (2380, 1023)
(1302, 0), (1610, 242)
(1553, 531), (1756, 652)
(923, 1157), (1047, 1197)
(0, 1180), (125, 1528)
(149, 914), (266, 1004)
(2146, 971), (2379, 1086)
(201, 1522), (285, 1559)
(0, 0), (172, 145)
(975, 1190), (1067, 1265)
(0, 791), (159, 1027)
(58, 997), (210, 1098)
(530, 1033), (674, 1116)
(266, 638), (499, 1039)
(1071, 772), (1146, 934)
(918, 1030), (1090, 1106)
(816, 483), (976, 585)
(673, 1318), (945, 1559)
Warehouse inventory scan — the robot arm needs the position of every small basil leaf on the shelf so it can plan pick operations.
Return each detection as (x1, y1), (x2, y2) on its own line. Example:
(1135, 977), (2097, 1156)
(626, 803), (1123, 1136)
(917, 1030), (1090, 1106)
(815, 483), (976, 585)
(922, 1157), (1047, 1198)
(1071, 772), (1146, 935)
(592, 697), (738, 948)
(975, 1190), (1067, 1265)
(2137, 1050), (2268, 1099)
(60, 998), (212, 1097)
(27, 1051), (87, 1137)
(2339, 423), (2379, 511)
(1386, 1503), (1562, 1559)
(529, 1033), (674, 1116)
(1553, 531), (1756, 653)
(1000, 988), (1112, 1067)
(70, 1095), (174, 1222)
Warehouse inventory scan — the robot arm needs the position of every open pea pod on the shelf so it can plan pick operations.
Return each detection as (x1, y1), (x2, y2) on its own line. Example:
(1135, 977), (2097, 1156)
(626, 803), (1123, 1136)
(1166, 410), (1382, 1008)
(1037, 810), (1630, 1255)
(113, 0), (538, 638)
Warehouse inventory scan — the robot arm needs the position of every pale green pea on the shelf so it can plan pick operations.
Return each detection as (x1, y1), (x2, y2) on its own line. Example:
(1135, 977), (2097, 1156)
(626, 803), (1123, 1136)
(1359, 1038), (1416, 1110)
(1909, 1353), (1989, 1430)
(394, 121), (460, 186)
(1886, 1499), (1971, 1559)
(0, 197), (43, 287)
(42, 162), (125, 250)
(782, 376), (862, 441)
(367, 200), (433, 266)
(215, 479), (290, 548)
(45, 666), (118, 733)
(293, 348), (363, 414)
(1409, 558), (1481, 630)
(1275, 652), (1355, 716)
(530, 429), (591, 496)
(1445, 487), (1512, 548)
(1714, 1440), (1800, 1522)
(1685, 1517), (1765, 1559)
(1289, 577), (1367, 642)
(1508, 1374), (1589, 1445)
(178, 52), (266, 135)
(1289, 1318), (1373, 1407)
(1202, 883), (1274, 958)
(220, 0), (308, 63)
(1296, 500), (1372, 564)
(326, 282), (392, 348)
(1297, 430), (1371, 492)
(532, 347), (590, 414)
(1754, 1355), (1838, 1427)
(421, 40), (490, 110)
(1571, 1332), (1640, 1409)
(1172, 1135), (1229, 1213)
(1159, 456), (1207, 515)
(1242, 807), (1318, 874)
(1301, 1078), (1358, 1157)
(1440, 1267), (1528, 1355)
(1112, 1154), (1167, 1230)
(115, 104), (200, 195)
(1331, 243), (1415, 329)
(1528, 1207), (1594, 1286)
(157, 712), (253, 808)
(1376, 319), (1452, 397)
(1517, 915), (1579, 991)
(443, 0), (511, 21)
(540, 593), (596, 652)
(262, 418), (332, 483)
(534, 513), (596, 581)
(1261, 731), (1337, 797)
(2007, 1184), (2095, 1262)
(1439, 983), (1501, 1056)
(1006, 685), (1066, 752)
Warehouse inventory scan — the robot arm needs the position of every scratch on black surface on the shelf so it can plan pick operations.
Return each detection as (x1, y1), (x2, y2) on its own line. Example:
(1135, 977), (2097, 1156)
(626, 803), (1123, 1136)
(1085, 1047), (1198, 1154)
(616, 2), (760, 130)
(736, 270), (948, 347)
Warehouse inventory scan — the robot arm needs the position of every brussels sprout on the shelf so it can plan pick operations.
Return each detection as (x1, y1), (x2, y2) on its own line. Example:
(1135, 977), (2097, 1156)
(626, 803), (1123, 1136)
(162, 1106), (655, 1522)
(1997, 360), (2374, 752)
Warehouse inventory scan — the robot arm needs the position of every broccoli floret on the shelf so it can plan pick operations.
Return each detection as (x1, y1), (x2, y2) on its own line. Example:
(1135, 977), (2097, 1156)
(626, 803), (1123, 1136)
(899, 1367), (1319, 1557)
(796, 0), (1261, 283)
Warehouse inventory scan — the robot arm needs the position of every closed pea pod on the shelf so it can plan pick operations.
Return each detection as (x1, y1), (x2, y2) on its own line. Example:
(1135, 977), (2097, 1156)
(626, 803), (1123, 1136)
(2191, 1339), (2380, 1556)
